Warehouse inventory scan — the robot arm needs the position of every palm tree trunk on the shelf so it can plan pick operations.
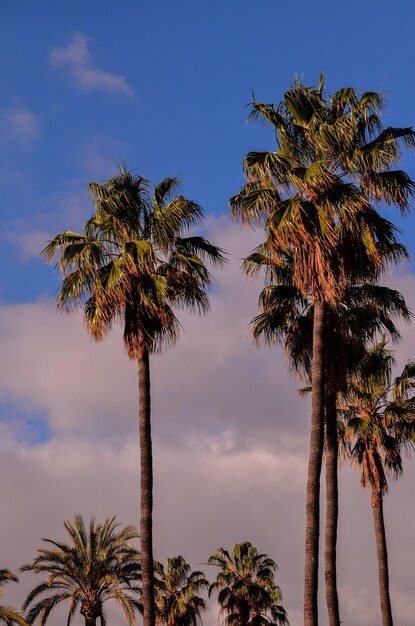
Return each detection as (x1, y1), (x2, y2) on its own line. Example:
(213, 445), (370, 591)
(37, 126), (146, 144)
(324, 384), (340, 626)
(371, 491), (393, 626)
(304, 300), (326, 626)
(138, 346), (156, 626)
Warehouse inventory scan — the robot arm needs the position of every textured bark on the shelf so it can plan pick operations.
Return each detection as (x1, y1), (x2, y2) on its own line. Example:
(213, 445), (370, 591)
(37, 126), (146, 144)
(138, 347), (156, 626)
(81, 605), (97, 626)
(372, 491), (393, 626)
(324, 385), (340, 626)
(304, 301), (326, 626)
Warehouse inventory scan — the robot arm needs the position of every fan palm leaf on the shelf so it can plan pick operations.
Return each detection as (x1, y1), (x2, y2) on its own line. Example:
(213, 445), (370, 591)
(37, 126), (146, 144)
(208, 542), (288, 626)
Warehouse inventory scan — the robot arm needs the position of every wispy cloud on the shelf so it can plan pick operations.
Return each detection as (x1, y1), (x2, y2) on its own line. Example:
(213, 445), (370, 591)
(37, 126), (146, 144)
(0, 108), (40, 143)
(5, 227), (52, 263)
(50, 33), (133, 97)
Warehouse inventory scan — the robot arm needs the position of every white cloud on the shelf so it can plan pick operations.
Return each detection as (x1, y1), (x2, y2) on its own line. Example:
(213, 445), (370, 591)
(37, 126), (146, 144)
(50, 33), (133, 97)
(0, 108), (40, 143)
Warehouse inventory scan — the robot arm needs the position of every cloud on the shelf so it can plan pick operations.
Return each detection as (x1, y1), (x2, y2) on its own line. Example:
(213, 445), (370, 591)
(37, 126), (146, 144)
(2, 216), (415, 625)
(4, 188), (92, 262)
(0, 428), (306, 626)
(50, 33), (133, 96)
(5, 228), (52, 263)
(0, 218), (308, 448)
(80, 136), (134, 178)
(0, 108), (40, 143)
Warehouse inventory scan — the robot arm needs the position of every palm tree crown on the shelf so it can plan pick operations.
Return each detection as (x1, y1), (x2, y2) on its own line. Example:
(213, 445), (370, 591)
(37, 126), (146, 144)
(230, 78), (414, 302)
(244, 247), (411, 382)
(21, 515), (141, 626)
(0, 568), (28, 626)
(154, 556), (208, 626)
(340, 340), (415, 497)
(208, 542), (288, 626)
(41, 169), (225, 357)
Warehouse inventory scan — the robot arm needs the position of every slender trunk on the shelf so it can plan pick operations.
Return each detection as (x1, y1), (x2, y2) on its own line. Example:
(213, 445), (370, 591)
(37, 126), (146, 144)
(371, 491), (393, 626)
(138, 346), (156, 626)
(304, 301), (326, 626)
(324, 384), (340, 626)
(84, 617), (96, 626)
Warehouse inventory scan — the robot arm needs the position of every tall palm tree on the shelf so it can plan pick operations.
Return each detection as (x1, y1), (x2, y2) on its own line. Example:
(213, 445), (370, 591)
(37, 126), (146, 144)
(0, 569), (28, 626)
(154, 556), (208, 626)
(230, 77), (415, 626)
(339, 341), (415, 626)
(41, 170), (225, 626)
(208, 541), (288, 626)
(245, 247), (411, 625)
(21, 515), (141, 626)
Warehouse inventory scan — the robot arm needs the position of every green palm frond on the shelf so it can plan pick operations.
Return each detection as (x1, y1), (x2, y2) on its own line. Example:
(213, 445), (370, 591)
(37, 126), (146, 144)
(174, 237), (227, 268)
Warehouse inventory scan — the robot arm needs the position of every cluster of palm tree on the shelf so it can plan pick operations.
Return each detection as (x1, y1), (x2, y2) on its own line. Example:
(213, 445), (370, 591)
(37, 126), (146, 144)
(231, 75), (415, 626)
(0, 517), (288, 626)
(38, 75), (415, 626)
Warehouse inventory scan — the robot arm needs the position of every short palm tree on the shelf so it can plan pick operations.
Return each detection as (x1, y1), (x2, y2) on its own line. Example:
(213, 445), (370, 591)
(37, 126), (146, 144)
(21, 515), (141, 626)
(230, 77), (415, 626)
(339, 341), (415, 626)
(154, 556), (208, 626)
(208, 541), (288, 626)
(0, 569), (28, 626)
(41, 169), (225, 626)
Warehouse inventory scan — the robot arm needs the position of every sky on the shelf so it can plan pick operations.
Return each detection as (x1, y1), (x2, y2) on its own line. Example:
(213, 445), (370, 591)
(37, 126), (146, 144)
(2, 1), (415, 625)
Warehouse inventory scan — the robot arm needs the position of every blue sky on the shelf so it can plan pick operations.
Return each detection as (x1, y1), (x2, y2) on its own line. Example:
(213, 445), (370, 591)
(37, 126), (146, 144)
(2, 2), (415, 625)
(2, 0), (415, 302)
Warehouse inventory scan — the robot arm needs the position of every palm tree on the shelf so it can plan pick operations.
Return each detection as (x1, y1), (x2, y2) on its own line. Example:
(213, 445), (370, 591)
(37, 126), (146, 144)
(245, 246), (412, 625)
(41, 169), (225, 626)
(246, 245), (412, 624)
(339, 341), (415, 626)
(208, 541), (288, 626)
(230, 76), (415, 626)
(21, 515), (141, 626)
(0, 569), (28, 626)
(154, 556), (208, 626)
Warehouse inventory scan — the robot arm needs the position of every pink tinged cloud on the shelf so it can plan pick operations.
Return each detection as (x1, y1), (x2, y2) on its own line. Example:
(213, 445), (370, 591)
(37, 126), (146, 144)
(49, 33), (133, 97)
(1, 218), (415, 624)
